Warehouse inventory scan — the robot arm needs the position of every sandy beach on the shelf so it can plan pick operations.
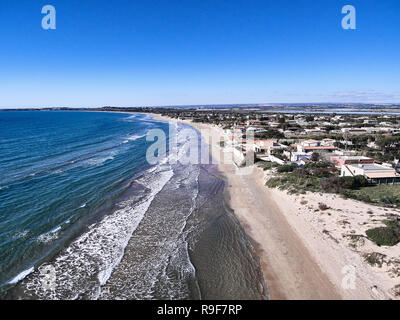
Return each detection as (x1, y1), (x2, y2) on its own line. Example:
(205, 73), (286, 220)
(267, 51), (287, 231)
(151, 113), (400, 300)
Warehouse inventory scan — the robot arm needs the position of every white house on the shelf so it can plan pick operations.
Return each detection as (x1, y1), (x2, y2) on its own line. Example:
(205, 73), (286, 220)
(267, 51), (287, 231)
(341, 163), (400, 184)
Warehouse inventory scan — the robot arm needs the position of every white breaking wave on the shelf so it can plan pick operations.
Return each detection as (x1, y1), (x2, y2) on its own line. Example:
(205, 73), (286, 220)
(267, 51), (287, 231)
(37, 228), (60, 244)
(85, 154), (114, 167)
(36, 225), (62, 244)
(50, 226), (62, 233)
(122, 134), (146, 144)
(21, 164), (174, 300)
(98, 163), (201, 300)
(7, 266), (34, 284)
(14, 124), (197, 299)
(12, 230), (29, 240)
(122, 115), (137, 122)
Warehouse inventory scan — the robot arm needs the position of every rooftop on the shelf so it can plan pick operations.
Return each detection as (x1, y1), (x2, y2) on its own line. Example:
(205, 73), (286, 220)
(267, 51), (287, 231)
(348, 163), (394, 171)
(332, 156), (373, 160)
(365, 172), (400, 179)
(303, 146), (337, 150)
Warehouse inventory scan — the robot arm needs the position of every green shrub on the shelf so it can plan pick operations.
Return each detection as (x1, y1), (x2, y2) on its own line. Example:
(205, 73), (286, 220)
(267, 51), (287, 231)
(320, 176), (343, 193)
(254, 129), (284, 139)
(352, 175), (369, 188)
(321, 175), (368, 192)
(266, 178), (281, 188)
(364, 252), (387, 267)
(383, 220), (399, 229)
(258, 161), (277, 171)
(277, 165), (295, 173)
(366, 227), (400, 246)
(318, 203), (330, 211)
(358, 194), (372, 203)
(311, 152), (320, 162)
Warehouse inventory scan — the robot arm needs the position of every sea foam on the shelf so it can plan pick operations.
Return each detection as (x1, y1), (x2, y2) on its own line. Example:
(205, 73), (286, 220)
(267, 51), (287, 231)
(19, 164), (174, 299)
(7, 266), (34, 284)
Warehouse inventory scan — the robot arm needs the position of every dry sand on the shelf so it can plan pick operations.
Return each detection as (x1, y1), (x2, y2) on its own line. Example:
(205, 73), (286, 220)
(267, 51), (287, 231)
(149, 113), (400, 300)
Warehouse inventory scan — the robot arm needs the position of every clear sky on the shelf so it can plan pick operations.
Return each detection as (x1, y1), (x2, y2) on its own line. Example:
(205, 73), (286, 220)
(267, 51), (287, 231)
(0, 0), (399, 108)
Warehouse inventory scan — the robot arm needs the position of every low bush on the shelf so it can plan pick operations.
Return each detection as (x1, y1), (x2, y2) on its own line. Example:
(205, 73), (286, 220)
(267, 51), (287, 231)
(266, 161), (399, 208)
(366, 226), (400, 246)
(277, 165), (295, 173)
(383, 219), (400, 229)
(341, 175), (369, 189)
(364, 252), (387, 267)
(320, 175), (368, 193)
(318, 203), (330, 211)
(257, 161), (277, 171)
(320, 176), (343, 193)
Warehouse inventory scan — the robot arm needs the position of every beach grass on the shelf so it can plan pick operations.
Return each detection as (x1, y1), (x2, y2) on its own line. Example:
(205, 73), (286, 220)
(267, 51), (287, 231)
(257, 161), (279, 171)
(266, 165), (400, 207)
(366, 220), (400, 247)
(266, 172), (321, 193)
(345, 185), (400, 207)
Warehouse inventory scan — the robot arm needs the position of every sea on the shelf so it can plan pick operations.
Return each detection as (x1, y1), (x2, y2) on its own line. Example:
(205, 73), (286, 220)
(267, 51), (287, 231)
(0, 111), (267, 300)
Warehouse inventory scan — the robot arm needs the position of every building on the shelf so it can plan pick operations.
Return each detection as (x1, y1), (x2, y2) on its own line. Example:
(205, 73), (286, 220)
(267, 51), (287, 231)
(321, 138), (336, 146)
(250, 140), (287, 156)
(330, 156), (375, 168)
(297, 143), (337, 154)
(296, 139), (338, 154)
(304, 128), (326, 134)
(341, 128), (368, 135)
(301, 139), (320, 147)
(285, 151), (312, 162)
(341, 163), (400, 184)
(246, 120), (262, 126)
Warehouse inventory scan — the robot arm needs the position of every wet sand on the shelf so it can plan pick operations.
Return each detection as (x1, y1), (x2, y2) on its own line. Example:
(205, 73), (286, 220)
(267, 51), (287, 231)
(151, 114), (341, 300)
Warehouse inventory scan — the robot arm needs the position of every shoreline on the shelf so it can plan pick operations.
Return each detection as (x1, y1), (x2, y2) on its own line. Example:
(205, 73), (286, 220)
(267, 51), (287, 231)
(149, 113), (342, 299)
(148, 113), (400, 300)
(150, 114), (268, 300)
(2, 112), (267, 300)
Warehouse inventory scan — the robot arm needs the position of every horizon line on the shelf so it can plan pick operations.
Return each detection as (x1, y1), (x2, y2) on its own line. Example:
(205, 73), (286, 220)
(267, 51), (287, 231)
(1, 102), (400, 109)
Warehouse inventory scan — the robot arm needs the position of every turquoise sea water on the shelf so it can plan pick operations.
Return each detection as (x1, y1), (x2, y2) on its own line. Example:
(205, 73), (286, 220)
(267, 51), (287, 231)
(0, 111), (167, 293)
(0, 111), (266, 300)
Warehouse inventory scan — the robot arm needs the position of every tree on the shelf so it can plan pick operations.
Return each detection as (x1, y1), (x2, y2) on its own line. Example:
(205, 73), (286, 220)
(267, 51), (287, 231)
(305, 115), (314, 122)
(311, 152), (320, 162)
(254, 130), (284, 139)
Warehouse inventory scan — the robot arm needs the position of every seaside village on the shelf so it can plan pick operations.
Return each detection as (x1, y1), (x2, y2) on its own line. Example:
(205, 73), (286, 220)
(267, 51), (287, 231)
(224, 115), (400, 186)
(154, 109), (400, 299)
(159, 110), (400, 187)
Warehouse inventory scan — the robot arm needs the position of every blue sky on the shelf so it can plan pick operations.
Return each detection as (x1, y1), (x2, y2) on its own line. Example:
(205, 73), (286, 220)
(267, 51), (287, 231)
(0, 0), (399, 108)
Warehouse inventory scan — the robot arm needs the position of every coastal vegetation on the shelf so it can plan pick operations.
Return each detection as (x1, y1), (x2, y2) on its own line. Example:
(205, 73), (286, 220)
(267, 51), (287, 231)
(253, 130), (284, 139)
(266, 163), (400, 207)
(257, 161), (278, 171)
(345, 185), (400, 207)
(366, 220), (400, 246)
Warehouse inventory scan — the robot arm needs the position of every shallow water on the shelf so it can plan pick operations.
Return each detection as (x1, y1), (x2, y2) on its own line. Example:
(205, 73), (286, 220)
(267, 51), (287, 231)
(1, 111), (267, 300)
